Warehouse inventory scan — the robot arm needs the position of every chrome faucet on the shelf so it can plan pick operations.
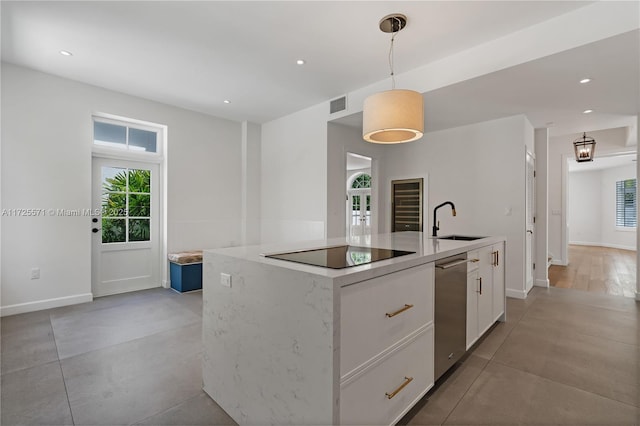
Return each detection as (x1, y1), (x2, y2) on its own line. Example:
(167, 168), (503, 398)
(432, 201), (457, 237)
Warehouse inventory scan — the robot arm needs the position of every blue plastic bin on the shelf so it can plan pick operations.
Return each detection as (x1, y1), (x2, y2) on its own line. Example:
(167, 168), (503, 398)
(169, 261), (202, 292)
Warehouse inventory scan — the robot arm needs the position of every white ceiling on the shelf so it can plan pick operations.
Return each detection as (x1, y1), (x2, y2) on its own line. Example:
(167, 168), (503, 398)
(568, 152), (636, 172)
(333, 29), (640, 138)
(2, 0), (610, 129)
(347, 153), (372, 171)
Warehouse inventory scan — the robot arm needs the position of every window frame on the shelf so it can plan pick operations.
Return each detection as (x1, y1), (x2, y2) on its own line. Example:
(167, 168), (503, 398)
(615, 178), (637, 229)
(92, 114), (164, 161)
(101, 167), (153, 244)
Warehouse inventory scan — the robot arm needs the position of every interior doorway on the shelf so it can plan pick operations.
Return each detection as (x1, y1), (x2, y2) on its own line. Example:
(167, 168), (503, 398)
(346, 153), (372, 239)
(552, 151), (637, 297)
(525, 151), (536, 294)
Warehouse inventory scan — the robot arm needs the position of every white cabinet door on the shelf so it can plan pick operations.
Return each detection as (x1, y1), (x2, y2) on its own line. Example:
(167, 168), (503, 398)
(491, 242), (505, 321)
(477, 246), (494, 337)
(467, 244), (504, 349)
(466, 270), (479, 350)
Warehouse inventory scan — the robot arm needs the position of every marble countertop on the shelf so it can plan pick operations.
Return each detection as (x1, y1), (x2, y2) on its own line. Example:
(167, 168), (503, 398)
(204, 231), (505, 287)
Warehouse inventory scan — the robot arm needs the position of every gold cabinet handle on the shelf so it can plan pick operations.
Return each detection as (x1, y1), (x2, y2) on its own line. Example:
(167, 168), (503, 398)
(385, 376), (414, 399)
(385, 304), (414, 318)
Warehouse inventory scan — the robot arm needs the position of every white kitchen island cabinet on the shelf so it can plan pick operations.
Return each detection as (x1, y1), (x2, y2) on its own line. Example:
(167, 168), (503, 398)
(202, 232), (505, 425)
(466, 242), (506, 350)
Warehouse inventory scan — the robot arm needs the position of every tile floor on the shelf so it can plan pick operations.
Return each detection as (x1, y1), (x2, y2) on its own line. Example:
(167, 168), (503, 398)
(1, 289), (234, 426)
(1, 286), (638, 425)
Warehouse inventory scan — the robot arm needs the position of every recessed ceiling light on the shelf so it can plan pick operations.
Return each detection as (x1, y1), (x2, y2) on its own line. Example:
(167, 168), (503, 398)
(579, 78), (591, 84)
(296, 59), (305, 65)
(223, 100), (231, 104)
(583, 109), (593, 114)
(59, 50), (73, 56)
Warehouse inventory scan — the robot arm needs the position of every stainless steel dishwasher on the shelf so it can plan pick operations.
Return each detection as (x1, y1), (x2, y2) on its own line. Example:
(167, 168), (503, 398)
(434, 253), (470, 380)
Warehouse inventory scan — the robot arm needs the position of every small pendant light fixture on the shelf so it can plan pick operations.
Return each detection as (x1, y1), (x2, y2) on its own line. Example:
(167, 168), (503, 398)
(363, 14), (424, 144)
(573, 132), (596, 162)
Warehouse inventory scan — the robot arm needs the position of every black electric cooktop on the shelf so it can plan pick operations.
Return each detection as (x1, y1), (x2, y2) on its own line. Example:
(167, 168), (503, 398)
(264, 245), (415, 269)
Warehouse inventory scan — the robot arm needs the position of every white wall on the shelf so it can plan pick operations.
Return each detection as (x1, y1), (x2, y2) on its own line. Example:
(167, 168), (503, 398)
(534, 128), (549, 287)
(260, 103), (327, 243)
(548, 127), (634, 265)
(241, 121), (261, 245)
(568, 170), (603, 244)
(568, 164), (637, 251)
(1, 63), (243, 315)
(376, 115), (532, 298)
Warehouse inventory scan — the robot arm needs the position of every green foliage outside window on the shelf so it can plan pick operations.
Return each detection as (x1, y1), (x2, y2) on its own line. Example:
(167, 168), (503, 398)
(102, 169), (151, 243)
(351, 173), (371, 189)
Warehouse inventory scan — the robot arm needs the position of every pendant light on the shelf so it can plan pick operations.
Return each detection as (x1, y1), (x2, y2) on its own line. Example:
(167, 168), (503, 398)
(363, 14), (424, 144)
(573, 132), (596, 162)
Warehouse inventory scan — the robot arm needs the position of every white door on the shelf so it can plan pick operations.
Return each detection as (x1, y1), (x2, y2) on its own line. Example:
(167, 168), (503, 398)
(91, 158), (160, 297)
(525, 151), (536, 293)
(348, 191), (371, 237)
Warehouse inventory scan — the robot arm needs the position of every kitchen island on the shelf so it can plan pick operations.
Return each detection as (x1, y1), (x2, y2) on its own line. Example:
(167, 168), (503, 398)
(202, 232), (505, 425)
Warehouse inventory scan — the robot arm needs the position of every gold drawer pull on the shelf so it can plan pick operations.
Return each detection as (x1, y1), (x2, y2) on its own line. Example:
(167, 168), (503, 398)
(385, 304), (414, 318)
(385, 376), (414, 399)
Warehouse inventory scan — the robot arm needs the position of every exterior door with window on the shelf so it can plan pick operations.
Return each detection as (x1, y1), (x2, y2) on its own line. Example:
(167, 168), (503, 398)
(348, 173), (372, 237)
(92, 158), (160, 297)
(349, 193), (371, 236)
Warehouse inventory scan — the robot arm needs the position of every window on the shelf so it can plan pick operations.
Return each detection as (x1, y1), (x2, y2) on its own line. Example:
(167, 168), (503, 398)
(349, 173), (372, 228)
(102, 167), (151, 243)
(94, 119), (158, 153)
(351, 173), (371, 189)
(616, 179), (636, 228)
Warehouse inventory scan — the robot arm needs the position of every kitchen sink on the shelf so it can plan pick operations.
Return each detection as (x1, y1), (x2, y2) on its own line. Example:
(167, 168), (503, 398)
(436, 235), (486, 241)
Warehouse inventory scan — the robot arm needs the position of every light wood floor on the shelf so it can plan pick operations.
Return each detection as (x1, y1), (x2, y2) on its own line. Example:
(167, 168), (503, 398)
(549, 245), (637, 298)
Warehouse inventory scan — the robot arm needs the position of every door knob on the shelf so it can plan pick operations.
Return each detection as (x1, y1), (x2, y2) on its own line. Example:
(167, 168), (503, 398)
(527, 230), (533, 234)
(92, 228), (101, 233)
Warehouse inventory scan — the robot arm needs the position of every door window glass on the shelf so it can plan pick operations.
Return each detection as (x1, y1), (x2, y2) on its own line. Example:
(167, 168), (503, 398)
(102, 167), (151, 243)
(94, 120), (158, 153)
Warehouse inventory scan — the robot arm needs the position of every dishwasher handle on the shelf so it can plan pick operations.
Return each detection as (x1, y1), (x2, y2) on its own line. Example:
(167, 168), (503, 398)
(436, 258), (479, 269)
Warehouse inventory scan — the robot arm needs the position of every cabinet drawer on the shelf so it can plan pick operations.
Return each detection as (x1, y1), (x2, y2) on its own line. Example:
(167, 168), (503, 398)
(341, 263), (434, 376)
(340, 326), (434, 426)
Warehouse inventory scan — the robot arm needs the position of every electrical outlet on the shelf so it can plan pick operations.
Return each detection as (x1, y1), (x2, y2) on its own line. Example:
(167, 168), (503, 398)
(30, 268), (40, 280)
(220, 273), (232, 288)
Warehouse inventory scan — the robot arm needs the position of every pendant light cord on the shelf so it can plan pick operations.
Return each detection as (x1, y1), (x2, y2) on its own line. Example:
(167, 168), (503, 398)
(388, 19), (399, 90)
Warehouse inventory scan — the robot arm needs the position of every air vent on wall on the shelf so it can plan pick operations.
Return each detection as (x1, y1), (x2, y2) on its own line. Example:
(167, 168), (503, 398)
(330, 96), (347, 114)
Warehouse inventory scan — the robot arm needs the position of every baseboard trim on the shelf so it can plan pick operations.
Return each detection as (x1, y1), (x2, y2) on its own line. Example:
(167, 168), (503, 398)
(1, 293), (93, 317)
(550, 259), (568, 266)
(569, 241), (636, 251)
(162, 279), (170, 289)
(535, 279), (550, 288)
(506, 288), (527, 299)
